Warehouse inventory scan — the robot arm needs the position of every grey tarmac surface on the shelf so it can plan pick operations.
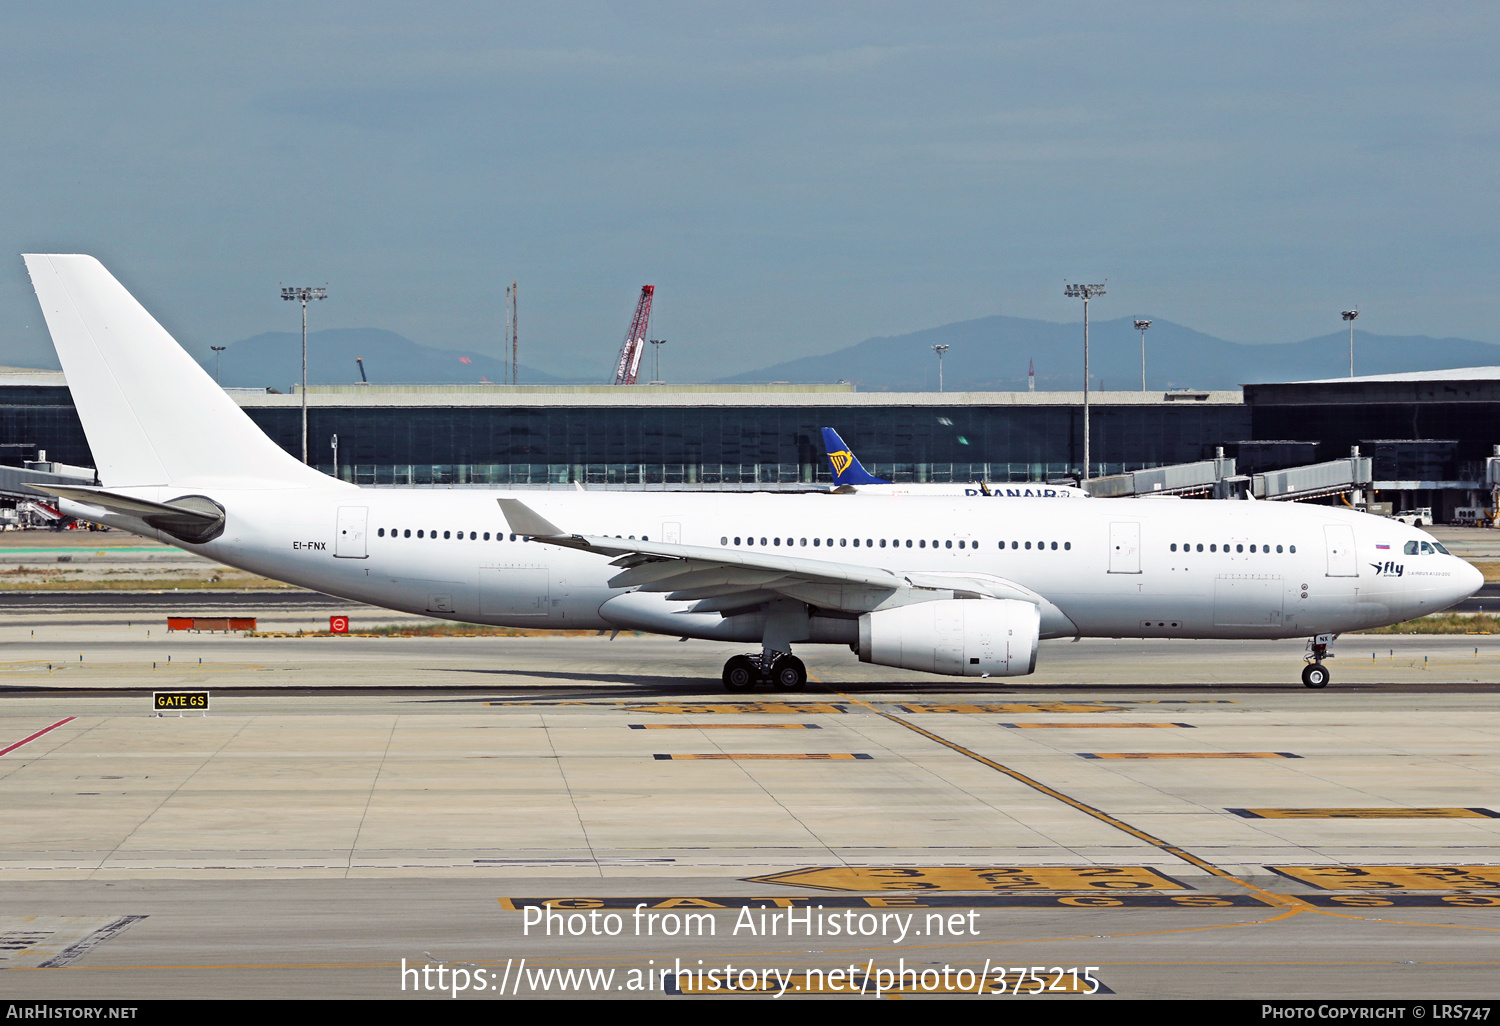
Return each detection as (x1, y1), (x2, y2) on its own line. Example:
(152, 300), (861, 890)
(1, 626), (1499, 1000)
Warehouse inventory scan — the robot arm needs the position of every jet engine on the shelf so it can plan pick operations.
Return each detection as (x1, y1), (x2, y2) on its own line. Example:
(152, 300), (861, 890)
(858, 598), (1040, 677)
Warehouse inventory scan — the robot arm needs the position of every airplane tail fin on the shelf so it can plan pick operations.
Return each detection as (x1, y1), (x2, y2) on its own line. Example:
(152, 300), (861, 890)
(24, 255), (332, 490)
(821, 427), (890, 486)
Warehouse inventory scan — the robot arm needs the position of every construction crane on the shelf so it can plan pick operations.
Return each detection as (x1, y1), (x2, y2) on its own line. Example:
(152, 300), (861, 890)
(611, 285), (655, 385)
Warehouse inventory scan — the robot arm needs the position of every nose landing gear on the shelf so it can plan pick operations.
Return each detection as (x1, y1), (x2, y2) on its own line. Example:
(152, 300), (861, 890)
(721, 652), (808, 691)
(1302, 634), (1336, 688)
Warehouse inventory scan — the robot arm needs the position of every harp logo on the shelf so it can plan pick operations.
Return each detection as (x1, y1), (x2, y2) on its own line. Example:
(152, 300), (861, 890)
(829, 450), (854, 476)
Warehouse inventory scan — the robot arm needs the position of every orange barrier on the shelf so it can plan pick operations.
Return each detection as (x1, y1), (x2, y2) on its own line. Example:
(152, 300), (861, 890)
(166, 617), (256, 632)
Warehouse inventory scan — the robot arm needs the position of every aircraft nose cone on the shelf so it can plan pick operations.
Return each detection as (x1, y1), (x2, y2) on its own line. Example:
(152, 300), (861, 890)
(1459, 559), (1485, 599)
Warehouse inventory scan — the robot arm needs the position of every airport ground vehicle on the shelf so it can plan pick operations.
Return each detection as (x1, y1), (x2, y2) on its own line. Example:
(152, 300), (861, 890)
(1392, 508), (1434, 527)
(24, 255), (1482, 691)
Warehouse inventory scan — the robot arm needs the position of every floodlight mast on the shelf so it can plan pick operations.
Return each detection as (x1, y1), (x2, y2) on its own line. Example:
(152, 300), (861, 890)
(210, 345), (226, 384)
(649, 339), (667, 384)
(281, 285), (328, 463)
(1134, 319), (1151, 391)
(1064, 281), (1106, 483)
(932, 344), (950, 392)
(1342, 309), (1359, 377)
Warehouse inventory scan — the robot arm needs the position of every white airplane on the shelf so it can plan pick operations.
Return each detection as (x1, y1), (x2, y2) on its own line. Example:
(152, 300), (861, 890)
(23, 255), (1482, 691)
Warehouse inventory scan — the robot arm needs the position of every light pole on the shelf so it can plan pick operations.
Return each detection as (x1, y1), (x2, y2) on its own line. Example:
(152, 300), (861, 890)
(281, 285), (327, 463)
(1064, 281), (1106, 483)
(1134, 319), (1151, 391)
(331, 433), (339, 479)
(932, 344), (950, 392)
(1342, 308), (1359, 377)
(210, 345), (226, 384)
(649, 339), (667, 383)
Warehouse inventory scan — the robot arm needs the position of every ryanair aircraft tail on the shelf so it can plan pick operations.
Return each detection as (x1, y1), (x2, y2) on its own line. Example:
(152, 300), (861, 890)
(24, 255), (333, 491)
(821, 427), (890, 486)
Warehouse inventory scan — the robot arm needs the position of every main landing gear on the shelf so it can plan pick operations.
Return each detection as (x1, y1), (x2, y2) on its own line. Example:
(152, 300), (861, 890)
(1301, 634), (1335, 689)
(722, 652), (807, 691)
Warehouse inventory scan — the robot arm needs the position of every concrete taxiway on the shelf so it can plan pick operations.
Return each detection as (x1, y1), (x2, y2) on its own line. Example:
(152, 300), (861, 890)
(1, 625), (1500, 1000)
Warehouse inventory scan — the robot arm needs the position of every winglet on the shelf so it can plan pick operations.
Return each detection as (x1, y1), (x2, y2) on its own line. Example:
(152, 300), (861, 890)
(497, 498), (567, 538)
(821, 427), (890, 486)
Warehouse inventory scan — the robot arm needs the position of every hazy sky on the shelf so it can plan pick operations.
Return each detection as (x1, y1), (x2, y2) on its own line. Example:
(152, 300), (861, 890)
(3, 3), (1498, 379)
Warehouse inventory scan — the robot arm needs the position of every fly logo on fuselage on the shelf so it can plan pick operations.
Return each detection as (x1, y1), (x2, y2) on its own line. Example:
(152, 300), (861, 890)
(829, 450), (854, 476)
(1370, 560), (1404, 577)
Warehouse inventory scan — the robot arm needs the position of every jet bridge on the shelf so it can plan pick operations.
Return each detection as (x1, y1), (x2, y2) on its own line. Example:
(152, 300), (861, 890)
(1251, 454), (1372, 502)
(1087, 448), (1373, 502)
(1086, 455), (1239, 499)
(0, 456), (96, 500)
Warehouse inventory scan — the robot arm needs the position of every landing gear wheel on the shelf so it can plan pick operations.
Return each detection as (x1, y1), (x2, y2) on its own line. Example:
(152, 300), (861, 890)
(1302, 663), (1330, 689)
(769, 655), (807, 691)
(723, 655), (757, 691)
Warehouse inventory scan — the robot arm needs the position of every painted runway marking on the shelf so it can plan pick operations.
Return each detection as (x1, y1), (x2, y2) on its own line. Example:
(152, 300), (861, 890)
(839, 694), (1307, 907)
(1303, 894), (1500, 908)
(1270, 866), (1500, 890)
(652, 753), (871, 761)
(745, 865), (1187, 892)
(499, 894), (1265, 910)
(894, 703), (1126, 714)
(1234, 807), (1500, 819)
(894, 701), (1236, 714)
(0, 716), (75, 757)
(1000, 722), (1195, 729)
(0, 915), (146, 969)
(641, 704), (850, 715)
(628, 723), (822, 730)
(484, 702), (850, 713)
(1080, 751), (1301, 760)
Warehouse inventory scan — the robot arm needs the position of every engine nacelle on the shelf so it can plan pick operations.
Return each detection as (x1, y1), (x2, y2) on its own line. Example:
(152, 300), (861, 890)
(858, 599), (1040, 677)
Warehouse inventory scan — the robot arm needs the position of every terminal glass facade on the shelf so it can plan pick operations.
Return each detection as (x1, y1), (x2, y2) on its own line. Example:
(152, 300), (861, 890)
(246, 403), (1250, 486)
(0, 386), (1252, 485)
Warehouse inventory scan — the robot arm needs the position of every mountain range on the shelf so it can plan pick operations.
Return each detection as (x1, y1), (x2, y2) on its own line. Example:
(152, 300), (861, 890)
(187, 318), (1500, 391)
(718, 315), (1500, 391)
(198, 329), (566, 389)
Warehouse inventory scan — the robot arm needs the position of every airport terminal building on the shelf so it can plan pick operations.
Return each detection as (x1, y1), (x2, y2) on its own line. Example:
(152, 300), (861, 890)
(3, 366), (1497, 518)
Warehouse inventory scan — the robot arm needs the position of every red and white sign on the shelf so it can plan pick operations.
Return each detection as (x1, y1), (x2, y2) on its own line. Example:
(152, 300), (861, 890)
(329, 616), (349, 634)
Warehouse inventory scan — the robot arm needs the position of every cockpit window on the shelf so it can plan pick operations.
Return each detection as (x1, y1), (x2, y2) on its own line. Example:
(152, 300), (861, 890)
(1433, 541), (1451, 555)
(1419, 541), (1435, 555)
(1404, 541), (1419, 555)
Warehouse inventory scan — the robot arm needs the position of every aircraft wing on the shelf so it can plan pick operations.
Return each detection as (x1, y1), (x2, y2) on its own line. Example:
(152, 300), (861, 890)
(497, 498), (1056, 616)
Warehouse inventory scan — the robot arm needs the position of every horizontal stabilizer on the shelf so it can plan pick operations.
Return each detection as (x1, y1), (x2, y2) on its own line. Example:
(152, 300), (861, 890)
(29, 485), (225, 543)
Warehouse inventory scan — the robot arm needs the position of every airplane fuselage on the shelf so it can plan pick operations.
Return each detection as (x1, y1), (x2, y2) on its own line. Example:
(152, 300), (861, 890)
(116, 487), (1476, 643)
